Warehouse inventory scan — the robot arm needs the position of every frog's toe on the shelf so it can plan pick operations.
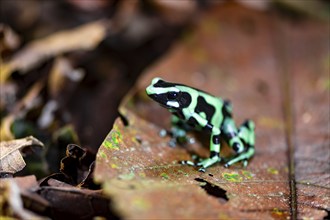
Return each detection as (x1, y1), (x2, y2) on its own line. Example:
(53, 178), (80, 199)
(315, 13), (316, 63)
(224, 159), (247, 168)
(180, 160), (196, 166)
(196, 157), (220, 169)
(243, 159), (248, 167)
(182, 157), (220, 171)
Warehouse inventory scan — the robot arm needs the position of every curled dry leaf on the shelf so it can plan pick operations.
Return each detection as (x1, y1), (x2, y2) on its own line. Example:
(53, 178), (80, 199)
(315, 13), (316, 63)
(0, 20), (109, 83)
(0, 136), (44, 174)
(40, 144), (95, 188)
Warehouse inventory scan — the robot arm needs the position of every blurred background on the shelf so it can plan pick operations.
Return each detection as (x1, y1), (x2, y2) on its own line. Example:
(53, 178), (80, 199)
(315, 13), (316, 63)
(0, 0), (329, 177)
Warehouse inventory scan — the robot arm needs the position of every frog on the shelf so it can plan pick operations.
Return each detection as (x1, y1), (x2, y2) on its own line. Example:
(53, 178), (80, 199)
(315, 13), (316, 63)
(146, 77), (255, 172)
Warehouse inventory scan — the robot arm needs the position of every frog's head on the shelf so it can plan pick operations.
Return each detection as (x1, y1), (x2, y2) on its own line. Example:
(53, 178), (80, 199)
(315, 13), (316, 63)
(146, 77), (191, 110)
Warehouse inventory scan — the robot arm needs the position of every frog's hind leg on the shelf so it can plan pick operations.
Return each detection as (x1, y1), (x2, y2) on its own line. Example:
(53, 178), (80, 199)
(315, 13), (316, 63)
(224, 147), (255, 168)
(224, 120), (255, 168)
(221, 100), (245, 154)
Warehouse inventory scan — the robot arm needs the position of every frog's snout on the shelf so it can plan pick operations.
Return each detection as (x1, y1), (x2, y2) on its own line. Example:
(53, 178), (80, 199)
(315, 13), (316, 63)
(146, 85), (154, 95)
(148, 94), (158, 101)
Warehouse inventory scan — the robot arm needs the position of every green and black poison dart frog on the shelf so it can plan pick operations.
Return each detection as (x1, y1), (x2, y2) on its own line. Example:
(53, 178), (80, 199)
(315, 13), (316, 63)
(146, 77), (255, 172)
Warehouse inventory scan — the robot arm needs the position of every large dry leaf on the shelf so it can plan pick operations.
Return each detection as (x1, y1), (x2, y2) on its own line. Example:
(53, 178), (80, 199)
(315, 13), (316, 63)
(94, 3), (329, 219)
(0, 136), (44, 173)
(0, 20), (109, 83)
(95, 4), (289, 219)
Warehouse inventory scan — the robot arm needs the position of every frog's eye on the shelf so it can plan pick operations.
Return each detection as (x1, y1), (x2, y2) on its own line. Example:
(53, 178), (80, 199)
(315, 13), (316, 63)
(167, 92), (178, 100)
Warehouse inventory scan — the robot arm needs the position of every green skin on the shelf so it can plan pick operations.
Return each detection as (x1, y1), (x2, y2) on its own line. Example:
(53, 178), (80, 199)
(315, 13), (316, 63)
(146, 77), (255, 172)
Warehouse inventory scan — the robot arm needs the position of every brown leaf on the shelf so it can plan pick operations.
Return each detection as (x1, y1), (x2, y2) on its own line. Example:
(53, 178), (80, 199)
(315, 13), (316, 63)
(0, 136), (44, 174)
(0, 20), (109, 83)
(94, 4), (291, 219)
(95, 3), (329, 219)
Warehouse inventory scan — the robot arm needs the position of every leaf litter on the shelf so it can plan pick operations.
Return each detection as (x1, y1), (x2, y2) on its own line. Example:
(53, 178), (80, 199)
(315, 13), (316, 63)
(0, 20), (109, 83)
(0, 1), (329, 219)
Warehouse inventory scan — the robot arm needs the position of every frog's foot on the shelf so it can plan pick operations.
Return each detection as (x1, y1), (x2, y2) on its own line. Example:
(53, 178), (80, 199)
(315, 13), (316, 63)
(170, 136), (194, 147)
(196, 157), (221, 172)
(159, 129), (188, 147)
(181, 156), (221, 172)
(180, 154), (200, 167)
(159, 129), (177, 147)
(224, 147), (255, 168)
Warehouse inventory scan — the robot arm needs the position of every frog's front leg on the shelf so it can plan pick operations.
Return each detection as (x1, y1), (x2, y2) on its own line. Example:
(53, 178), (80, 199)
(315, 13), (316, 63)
(196, 126), (221, 172)
(161, 114), (190, 147)
(181, 112), (221, 172)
